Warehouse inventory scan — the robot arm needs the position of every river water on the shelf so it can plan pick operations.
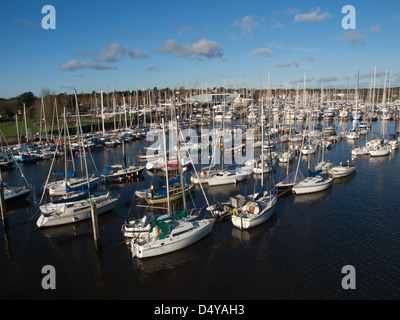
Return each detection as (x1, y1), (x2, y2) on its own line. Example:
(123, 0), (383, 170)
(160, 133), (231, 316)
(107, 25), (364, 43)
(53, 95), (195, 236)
(1, 119), (400, 300)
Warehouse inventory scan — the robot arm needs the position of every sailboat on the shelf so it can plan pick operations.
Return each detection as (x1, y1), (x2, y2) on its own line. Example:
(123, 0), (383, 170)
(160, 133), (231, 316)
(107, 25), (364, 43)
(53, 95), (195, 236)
(328, 160), (356, 178)
(292, 74), (333, 195)
(231, 95), (277, 230)
(130, 209), (214, 258)
(276, 82), (306, 194)
(130, 118), (214, 258)
(36, 93), (119, 228)
(101, 164), (145, 182)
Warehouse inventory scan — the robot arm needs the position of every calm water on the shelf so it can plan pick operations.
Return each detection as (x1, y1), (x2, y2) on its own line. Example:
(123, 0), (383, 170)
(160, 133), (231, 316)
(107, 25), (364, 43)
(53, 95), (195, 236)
(1, 119), (400, 300)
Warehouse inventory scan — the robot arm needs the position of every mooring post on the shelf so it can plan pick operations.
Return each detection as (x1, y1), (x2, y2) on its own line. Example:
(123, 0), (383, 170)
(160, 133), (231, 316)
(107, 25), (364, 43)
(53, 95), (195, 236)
(0, 183), (8, 230)
(0, 167), (8, 230)
(90, 203), (101, 250)
(122, 139), (127, 167)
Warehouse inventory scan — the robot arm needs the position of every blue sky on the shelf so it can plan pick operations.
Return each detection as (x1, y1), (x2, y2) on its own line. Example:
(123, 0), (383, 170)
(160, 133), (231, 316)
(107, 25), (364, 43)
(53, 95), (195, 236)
(1, 0), (400, 98)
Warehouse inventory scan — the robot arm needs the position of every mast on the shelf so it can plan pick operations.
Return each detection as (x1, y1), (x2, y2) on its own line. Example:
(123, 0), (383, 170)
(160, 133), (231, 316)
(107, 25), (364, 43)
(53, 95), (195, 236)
(101, 90), (105, 136)
(15, 114), (20, 146)
(23, 103), (28, 143)
(176, 106), (187, 211)
(261, 96), (264, 188)
(162, 118), (170, 215)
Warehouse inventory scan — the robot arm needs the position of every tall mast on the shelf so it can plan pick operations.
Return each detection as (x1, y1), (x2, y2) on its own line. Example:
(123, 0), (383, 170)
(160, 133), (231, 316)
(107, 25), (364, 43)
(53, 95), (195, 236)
(23, 103), (28, 143)
(162, 118), (170, 215)
(101, 90), (105, 136)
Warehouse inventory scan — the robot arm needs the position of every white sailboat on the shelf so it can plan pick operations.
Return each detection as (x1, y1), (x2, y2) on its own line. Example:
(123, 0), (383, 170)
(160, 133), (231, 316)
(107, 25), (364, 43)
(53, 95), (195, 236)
(368, 144), (390, 157)
(328, 161), (356, 178)
(37, 93), (119, 228)
(292, 74), (333, 195)
(231, 94), (277, 230)
(131, 117), (214, 258)
(292, 174), (333, 194)
(36, 191), (119, 228)
(131, 210), (214, 258)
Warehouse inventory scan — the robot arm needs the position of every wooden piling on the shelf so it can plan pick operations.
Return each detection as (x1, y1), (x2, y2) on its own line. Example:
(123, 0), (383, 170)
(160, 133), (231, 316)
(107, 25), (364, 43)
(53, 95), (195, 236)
(0, 167), (8, 230)
(0, 184), (8, 230)
(122, 139), (126, 167)
(90, 203), (101, 250)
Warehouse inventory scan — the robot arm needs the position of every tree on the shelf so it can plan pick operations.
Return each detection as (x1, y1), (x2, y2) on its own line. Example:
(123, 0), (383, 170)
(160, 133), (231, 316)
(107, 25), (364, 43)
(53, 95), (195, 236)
(16, 92), (36, 107)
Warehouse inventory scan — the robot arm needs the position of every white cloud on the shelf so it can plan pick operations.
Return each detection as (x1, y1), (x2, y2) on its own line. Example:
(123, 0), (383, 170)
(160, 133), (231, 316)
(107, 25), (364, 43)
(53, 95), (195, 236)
(305, 55), (315, 61)
(294, 7), (331, 22)
(146, 65), (159, 72)
(248, 48), (274, 57)
(234, 15), (258, 36)
(60, 60), (117, 71)
(157, 38), (225, 61)
(275, 61), (299, 68)
(334, 30), (366, 45)
(95, 43), (126, 62)
(128, 49), (149, 59)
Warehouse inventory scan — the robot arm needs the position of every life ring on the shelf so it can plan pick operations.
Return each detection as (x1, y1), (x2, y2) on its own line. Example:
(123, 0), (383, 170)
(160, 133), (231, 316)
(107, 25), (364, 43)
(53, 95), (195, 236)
(232, 209), (239, 216)
(136, 236), (145, 244)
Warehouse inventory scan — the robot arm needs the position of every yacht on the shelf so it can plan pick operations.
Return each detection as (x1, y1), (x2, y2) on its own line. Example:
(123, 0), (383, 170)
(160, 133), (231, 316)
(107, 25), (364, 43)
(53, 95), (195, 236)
(292, 175), (333, 195)
(328, 161), (356, 178)
(36, 191), (120, 228)
(231, 192), (277, 230)
(131, 211), (214, 259)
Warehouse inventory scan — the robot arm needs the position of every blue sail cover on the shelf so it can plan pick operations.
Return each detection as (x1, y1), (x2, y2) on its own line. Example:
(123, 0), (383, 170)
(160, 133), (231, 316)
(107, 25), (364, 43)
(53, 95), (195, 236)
(307, 169), (322, 177)
(282, 170), (306, 184)
(53, 172), (76, 178)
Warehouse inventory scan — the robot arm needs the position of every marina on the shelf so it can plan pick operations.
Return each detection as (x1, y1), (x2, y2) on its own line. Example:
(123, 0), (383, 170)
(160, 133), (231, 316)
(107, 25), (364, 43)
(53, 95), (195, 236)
(1, 100), (400, 298)
(3, 0), (400, 303)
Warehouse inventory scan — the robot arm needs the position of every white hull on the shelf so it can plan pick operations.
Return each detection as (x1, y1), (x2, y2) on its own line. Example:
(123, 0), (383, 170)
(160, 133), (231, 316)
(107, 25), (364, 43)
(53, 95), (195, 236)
(314, 161), (334, 175)
(48, 177), (99, 196)
(351, 146), (369, 156)
(292, 175), (333, 194)
(131, 219), (214, 258)
(329, 165), (356, 178)
(207, 170), (250, 186)
(369, 145), (390, 157)
(36, 196), (119, 228)
(301, 145), (317, 155)
(231, 195), (277, 230)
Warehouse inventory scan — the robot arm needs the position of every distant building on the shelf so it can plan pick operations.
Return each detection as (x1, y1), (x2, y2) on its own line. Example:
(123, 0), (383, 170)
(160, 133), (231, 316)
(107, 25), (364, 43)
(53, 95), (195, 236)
(189, 93), (240, 104)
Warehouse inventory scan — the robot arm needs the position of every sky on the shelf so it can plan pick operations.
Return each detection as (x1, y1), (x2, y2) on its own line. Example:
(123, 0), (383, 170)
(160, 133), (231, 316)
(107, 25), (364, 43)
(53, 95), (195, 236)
(1, 0), (400, 98)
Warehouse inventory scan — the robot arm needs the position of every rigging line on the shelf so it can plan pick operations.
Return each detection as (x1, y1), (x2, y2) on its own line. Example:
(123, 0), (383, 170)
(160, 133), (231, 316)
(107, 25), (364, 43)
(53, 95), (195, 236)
(0, 129), (31, 187)
(39, 125), (64, 205)
(178, 128), (210, 208)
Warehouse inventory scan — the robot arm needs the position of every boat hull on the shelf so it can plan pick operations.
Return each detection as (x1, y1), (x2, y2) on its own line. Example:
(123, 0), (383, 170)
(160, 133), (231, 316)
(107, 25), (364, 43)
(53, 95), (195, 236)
(36, 197), (119, 228)
(292, 176), (333, 194)
(231, 196), (277, 230)
(132, 219), (214, 258)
